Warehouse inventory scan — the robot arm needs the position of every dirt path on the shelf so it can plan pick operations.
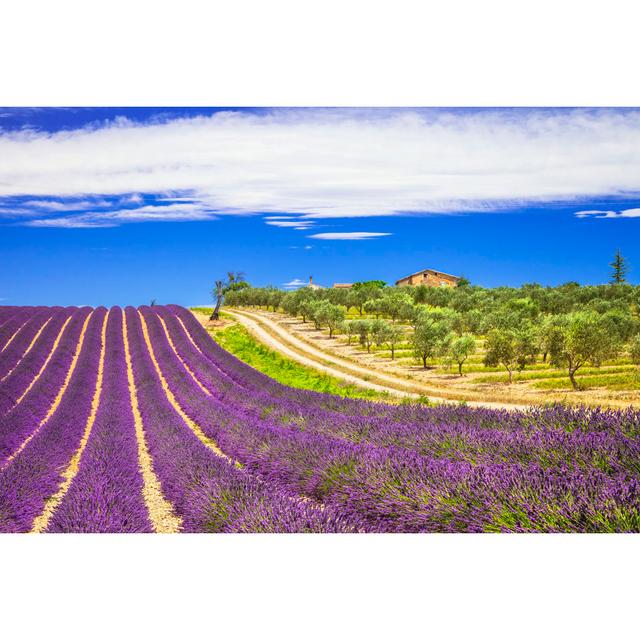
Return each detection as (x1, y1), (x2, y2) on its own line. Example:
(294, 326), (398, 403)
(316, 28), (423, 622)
(224, 308), (527, 411)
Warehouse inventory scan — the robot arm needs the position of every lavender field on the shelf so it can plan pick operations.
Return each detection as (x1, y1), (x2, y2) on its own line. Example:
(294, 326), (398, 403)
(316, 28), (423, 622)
(0, 304), (638, 533)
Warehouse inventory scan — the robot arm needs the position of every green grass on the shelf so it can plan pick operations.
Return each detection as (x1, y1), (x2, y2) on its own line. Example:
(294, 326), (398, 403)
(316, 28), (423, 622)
(473, 365), (637, 385)
(533, 371), (640, 390)
(210, 323), (393, 402)
(191, 306), (214, 315)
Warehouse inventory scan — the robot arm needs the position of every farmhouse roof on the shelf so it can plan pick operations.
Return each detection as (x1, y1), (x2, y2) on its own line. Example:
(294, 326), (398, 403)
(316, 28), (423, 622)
(396, 268), (461, 282)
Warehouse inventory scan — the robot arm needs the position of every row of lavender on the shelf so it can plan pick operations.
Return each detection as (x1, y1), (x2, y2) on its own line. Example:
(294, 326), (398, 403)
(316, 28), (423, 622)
(0, 307), (103, 531)
(146, 305), (640, 532)
(0, 306), (356, 532)
(165, 306), (640, 469)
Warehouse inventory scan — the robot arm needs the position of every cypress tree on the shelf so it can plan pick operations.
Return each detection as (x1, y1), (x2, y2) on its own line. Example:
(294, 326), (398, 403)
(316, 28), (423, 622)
(610, 249), (628, 284)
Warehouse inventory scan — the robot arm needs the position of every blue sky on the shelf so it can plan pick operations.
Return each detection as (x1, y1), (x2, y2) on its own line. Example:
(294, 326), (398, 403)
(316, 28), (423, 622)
(1, 107), (639, 306)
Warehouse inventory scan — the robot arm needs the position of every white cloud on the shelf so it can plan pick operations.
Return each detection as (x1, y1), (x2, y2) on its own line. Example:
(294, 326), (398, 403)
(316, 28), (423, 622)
(283, 278), (308, 289)
(575, 208), (640, 219)
(265, 219), (315, 228)
(24, 203), (213, 228)
(22, 198), (112, 211)
(1, 109), (640, 227)
(308, 232), (391, 240)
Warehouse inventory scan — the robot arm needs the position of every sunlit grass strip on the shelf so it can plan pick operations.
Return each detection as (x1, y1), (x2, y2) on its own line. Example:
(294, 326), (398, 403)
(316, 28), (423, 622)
(534, 372), (640, 391)
(473, 365), (637, 384)
(1, 312), (92, 470)
(30, 312), (109, 533)
(0, 318), (51, 383)
(212, 323), (391, 401)
(138, 311), (228, 460)
(123, 311), (182, 533)
(13, 316), (72, 407)
(156, 314), (211, 397)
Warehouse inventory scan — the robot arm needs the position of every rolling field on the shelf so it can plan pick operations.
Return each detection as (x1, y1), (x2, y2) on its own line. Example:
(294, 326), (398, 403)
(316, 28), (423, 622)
(227, 308), (640, 409)
(0, 304), (639, 532)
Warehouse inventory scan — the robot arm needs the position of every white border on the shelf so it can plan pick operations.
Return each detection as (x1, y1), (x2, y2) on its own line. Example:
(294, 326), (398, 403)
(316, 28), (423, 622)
(1, 1), (640, 106)
(2, 1), (639, 637)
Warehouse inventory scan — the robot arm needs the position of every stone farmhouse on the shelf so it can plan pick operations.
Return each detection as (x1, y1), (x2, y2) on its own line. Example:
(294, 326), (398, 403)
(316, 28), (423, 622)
(395, 268), (461, 288)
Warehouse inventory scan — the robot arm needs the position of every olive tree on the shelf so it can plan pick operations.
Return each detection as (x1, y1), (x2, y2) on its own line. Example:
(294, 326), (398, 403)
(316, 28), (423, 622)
(483, 325), (538, 383)
(298, 299), (315, 324)
(347, 284), (382, 316)
(539, 315), (565, 363)
(315, 302), (345, 338)
(363, 298), (385, 318)
(412, 317), (451, 369)
(381, 323), (404, 360)
(548, 312), (620, 390)
(630, 335), (640, 366)
(379, 291), (414, 323)
(341, 320), (359, 345)
(307, 300), (325, 330)
(351, 319), (373, 352)
(446, 335), (477, 376)
(367, 319), (402, 360)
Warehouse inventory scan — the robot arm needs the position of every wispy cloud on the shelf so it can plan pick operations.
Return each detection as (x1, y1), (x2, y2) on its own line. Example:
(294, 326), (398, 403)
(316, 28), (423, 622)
(1, 109), (640, 227)
(24, 202), (213, 228)
(265, 219), (315, 228)
(575, 208), (640, 219)
(22, 198), (110, 211)
(283, 278), (308, 289)
(307, 232), (391, 240)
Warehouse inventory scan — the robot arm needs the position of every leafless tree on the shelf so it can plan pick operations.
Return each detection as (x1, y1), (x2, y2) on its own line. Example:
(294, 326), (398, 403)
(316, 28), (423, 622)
(210, 271), (246, 320)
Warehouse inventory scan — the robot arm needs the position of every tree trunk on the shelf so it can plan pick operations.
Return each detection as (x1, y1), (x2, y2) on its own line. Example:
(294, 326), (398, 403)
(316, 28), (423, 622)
(391, 345), (395, 360)
(507, 367), (513, 384)
(329, 327), (334, 338)
(542, 351), (547, 363)
(568, 368), (579, 390)
(458, 362), (463, 376)
(210, 297), (222, 320)
(422, 355), (427, 369)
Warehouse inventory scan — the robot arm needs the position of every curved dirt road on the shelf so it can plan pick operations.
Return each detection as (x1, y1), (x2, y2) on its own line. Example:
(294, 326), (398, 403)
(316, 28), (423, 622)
(225, 308), (527, 411)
